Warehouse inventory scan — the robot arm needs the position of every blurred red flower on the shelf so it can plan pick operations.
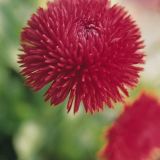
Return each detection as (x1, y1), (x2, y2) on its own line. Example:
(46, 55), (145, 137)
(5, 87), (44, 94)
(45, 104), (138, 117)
(18, 0), (144, 113)
(100, 94), (160, 160)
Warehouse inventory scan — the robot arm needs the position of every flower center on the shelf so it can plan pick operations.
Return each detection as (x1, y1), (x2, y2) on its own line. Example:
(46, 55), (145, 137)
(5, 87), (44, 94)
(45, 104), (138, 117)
(77, 19), (100, 39)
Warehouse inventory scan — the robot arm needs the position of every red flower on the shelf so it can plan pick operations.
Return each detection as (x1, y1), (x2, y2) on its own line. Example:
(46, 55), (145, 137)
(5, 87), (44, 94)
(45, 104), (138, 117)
(18, 0), (144, 113)
(100, 94), (160, 160)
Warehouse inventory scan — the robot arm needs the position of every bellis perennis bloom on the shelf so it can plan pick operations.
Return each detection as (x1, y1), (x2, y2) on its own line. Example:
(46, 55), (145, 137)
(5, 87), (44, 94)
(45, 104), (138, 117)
(100, 94), (160, 160)
(18, 0), (144, 113)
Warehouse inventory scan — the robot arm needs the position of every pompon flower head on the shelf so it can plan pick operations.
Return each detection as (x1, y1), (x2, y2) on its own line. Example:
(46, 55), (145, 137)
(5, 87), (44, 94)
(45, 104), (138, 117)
(100, 94), (160, 160)
(18, 0), (144, 113)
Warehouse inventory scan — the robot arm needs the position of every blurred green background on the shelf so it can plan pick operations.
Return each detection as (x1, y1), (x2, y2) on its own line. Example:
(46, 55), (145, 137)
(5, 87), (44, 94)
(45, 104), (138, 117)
(0, 0), (160, 160)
